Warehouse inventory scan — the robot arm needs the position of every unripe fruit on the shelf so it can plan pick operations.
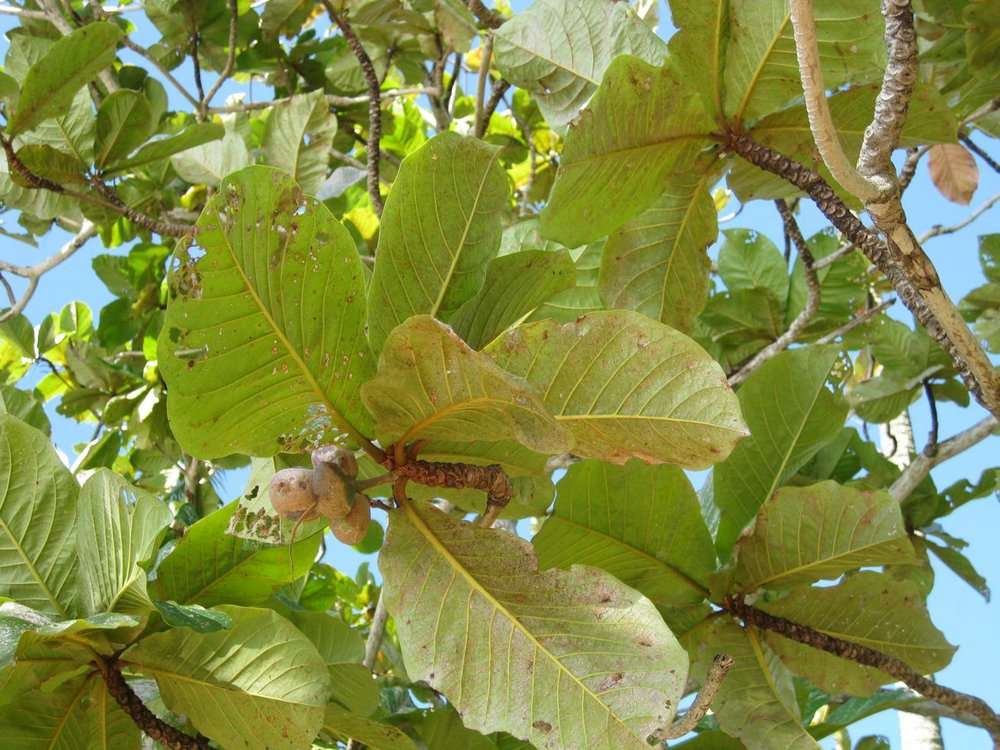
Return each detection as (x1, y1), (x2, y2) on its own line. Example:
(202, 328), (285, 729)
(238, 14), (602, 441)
(311, 446), (356, 519)
(269, 468), (319, 520)
(329, 495), (371, 545)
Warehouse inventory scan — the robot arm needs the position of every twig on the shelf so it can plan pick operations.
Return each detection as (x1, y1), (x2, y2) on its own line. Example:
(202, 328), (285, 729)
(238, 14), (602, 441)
(190, 32), (206, 106)
(207, 87), (436, 114)
(90, 179), (195, 238)
(363, 594), (389, 670)
(788, 0), (881, 201)
(917, 192), (1000, 243)
(0, 4), (50, 20)
(724, 596), (1000, 746)
(119, 37), (200, 108)
(651, 654), (735, 740)
(476, 78), (511, 138)
(889, 415), (998, 501)
(94, 657), (210, 750)
(959, 134), (1000, 175)
(815, 298), (895, 344)
(322, 1), (384, 215)
(812, 240), (856, 270)
(923, 379), (939, 457)
(898, 146), (926, 192)
(199, 0), (238, 116)
(0, 271), (16, 307)
(0, 221), (98, 323)
(726, 133), (1000, 419)
(728, 200), (821, 386)
(474, 35), (494, 137)
(386, 456), (512, 513)
(466, 0), (504, 28)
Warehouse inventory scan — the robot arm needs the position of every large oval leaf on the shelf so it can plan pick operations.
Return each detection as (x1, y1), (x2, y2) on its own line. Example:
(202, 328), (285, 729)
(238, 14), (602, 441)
(540, 57), (715, 247)
(729, 481), (916, 593)
(533, 460), (714, 620)
(366, 133), (509, 355)
(123, 605), (329, 750)
(0, 414), (78, 618)
(493, 0), (667, 127)
(599, 174), (716, 333)
(381, 501), (688, 750)
(160, 165), (373, 458)
(487, 311), (747, 468)
(75, 469), (171, 617)
(360, 316), (571, 455)
(8, 22), (123, 136)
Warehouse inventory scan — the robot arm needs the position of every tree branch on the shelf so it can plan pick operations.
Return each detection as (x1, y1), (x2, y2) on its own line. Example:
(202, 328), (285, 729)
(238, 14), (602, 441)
(322, 1), (384, 215)
(723, 596), (1000, 746)
(0, 221), (98, 323)
(888, 415), (998, 501)
(922, 378), (939, 456)
(199, 0), (238, 116)
(476, 78), (511, 139)
(917, 191), (1000, 243)
(474, 35), (494, 138)
(119, 36), (201, 109)
(788, 0), (881, 201)
(728, 200), (820, 386)
(726, 133), (1000, 420)
(94, 657), (211, 750)
(363, 594), (389, 670)
(651, 654), (735, 741)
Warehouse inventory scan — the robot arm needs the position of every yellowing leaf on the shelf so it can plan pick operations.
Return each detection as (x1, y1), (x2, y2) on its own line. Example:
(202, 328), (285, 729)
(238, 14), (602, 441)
(381, 501), (689, 749)
(928, 143), (980, 205)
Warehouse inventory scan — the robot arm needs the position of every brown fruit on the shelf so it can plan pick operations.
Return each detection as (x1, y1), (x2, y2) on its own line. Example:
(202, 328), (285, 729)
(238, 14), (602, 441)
(329, 495), (371, 545)
(269, 468), (318, 520)
(311, 446), (355, 518)
(311, 445), (358, 478)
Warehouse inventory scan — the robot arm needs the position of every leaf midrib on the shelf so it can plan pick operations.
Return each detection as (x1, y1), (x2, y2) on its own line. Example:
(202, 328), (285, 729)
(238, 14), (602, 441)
(215, 211), (364, 444)
(732, 11), (790, 124)
(429, 149), (502, 318)
(405, 503), (646, 744)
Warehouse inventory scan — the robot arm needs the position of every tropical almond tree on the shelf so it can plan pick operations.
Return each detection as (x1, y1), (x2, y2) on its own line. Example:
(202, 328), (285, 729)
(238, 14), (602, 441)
(0, 0), (998, 749)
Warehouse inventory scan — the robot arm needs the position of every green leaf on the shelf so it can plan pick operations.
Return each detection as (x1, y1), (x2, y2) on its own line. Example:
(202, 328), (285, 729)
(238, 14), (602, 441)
(323, 705), (419, 750)
(414, 707), (498, 750)
(76, 469), (171, 617)
(170, 130), (251, 186)
(153, 601), (234, 632)
(104, 122), (224, 175)
(261, 89), (338, 194)
(693, 619), (819, 750)
(0, 384), (50, 435)
(533, 460), (714, 617)
(925, 539), (991, 601)
(666, 0), (728, 122)
(711, 346), (847, 554)
(721, 0), (884, 124)
(717, 229), (789, 305)
(450, 250), (576, 349)
(94, 90), (157, 169)
(286, 610), (364, 664)
(366, 133), (508, 355)
(759, 572), (956, 694)
(381, 501), (689, 749)
(730, 481), (915, 592)
(87, 676), (141, 750)
(261, 0), (314, 38)
(487, 310), (747, 467)
(599, 174), (716, 333)
(541, 57), (714, 247)
(361, 315), (571, 455)
(328, 662), (379, 716)
(8, 22), (123, 136)
(10, 144), (87, 186)
(123, 605), (329, 750)
(529, 241), (606, 322)
(848, 374), (925, 424)
(493, 0), (668, 127)
(0, 671), (95, 748)
(159, 165), (373, 458)
(0, 414), (78, 618)
(150, 502), (321, 608)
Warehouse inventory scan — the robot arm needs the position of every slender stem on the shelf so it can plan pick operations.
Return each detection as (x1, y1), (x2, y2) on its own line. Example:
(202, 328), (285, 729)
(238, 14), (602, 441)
(466, 0), (504, 28)
(322, 1), (384, 215)
(0, 4), (50, 20)
(474, 35), (494, 138)
(119, 36), (201, 108)
(922, 379), (939, 457)
(652, 654), (735, 740)
(898, 145), (926, 192)
(788, 0), (880, 201)
(960, 133), (1000, 175)
(200, 0), (238, 115)
(190, 31), (206, 107)
(476, 78), (511, 139)
(815, 298), (895, 344)
(917, 191), (1000, 243)
(724, 596), (1000, 746)
(728, 200), (820, 386)
(363, 594), (389, 670)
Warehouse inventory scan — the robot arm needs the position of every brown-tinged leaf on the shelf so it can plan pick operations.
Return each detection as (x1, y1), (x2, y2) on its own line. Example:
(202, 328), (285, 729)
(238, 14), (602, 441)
(928, 143), (979, 205)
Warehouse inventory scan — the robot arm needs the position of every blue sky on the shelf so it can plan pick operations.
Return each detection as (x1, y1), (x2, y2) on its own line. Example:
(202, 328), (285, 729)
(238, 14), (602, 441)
(2, 4), (998, 748)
